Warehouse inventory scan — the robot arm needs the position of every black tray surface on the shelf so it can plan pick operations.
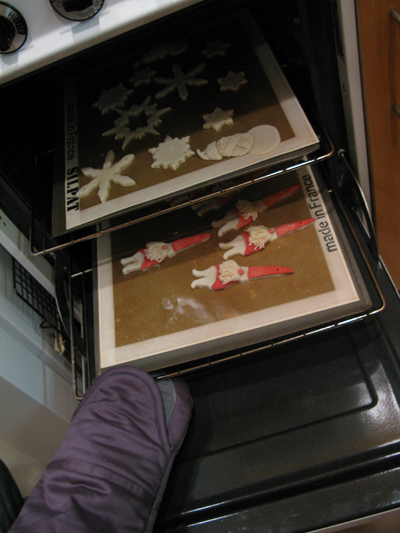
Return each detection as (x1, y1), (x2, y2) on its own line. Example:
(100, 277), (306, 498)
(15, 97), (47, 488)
(155, 262), (400, 532)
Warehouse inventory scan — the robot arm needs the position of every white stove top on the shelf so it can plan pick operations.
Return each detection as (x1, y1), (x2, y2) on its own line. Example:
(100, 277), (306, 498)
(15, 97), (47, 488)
(0, 0), (204, 85)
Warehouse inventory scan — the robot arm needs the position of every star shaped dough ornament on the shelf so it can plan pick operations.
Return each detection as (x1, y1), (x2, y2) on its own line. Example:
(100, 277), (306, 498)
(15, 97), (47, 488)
(92, 84), (133, 114)
(217, 71), (248, 91)
(202, 108), (234, 132)
(149, 136), (195, 171)
(154, 63), (208, 101)
(76, 151), (136, 203)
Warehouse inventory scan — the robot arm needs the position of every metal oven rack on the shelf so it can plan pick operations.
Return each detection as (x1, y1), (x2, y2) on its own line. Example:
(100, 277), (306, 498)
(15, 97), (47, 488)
(152, 148), (387, 379)
(28, 128), (385, 397)
(30, 130), (335, 257)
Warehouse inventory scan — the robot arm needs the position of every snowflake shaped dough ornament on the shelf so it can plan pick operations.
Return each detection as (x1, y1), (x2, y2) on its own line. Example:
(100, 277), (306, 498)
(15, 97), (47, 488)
(218, 71), (248, 91)
(93, 84), (133, 114)
(76, 151), (135, 203)
(149, 136), (195, 170)
(202, 108), (234, 132)
(119, 109), (171, 149)
(103, 96), (157, 133)
(123, 108), (171, 149)
(102, 97), (171, 149)
(154, 64), (208, 101)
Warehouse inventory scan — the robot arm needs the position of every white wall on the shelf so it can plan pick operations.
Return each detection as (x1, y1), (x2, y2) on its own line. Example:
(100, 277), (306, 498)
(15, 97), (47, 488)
(0, 228), (79, 497)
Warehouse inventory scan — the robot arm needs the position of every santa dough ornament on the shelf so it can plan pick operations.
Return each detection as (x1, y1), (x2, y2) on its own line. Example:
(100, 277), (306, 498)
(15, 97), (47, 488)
(219, 218), (315, 260)
(211, 185), (300, 237)
(192, 191), (235, 217)
(191, 260), (293, 291)
(121, 233), (211, 275)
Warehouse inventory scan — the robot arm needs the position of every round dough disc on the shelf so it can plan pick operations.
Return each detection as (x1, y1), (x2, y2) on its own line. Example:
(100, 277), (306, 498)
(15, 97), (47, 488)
(247, 125), (281, 155)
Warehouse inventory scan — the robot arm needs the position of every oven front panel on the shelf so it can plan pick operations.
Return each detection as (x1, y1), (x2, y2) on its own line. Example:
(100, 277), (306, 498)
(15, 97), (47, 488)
(0, 0), (205, 85)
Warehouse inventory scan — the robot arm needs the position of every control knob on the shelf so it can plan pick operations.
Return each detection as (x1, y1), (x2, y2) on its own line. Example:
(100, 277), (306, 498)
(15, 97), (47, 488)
(49, 0), (105, 21)
(0, 2), (27, 54)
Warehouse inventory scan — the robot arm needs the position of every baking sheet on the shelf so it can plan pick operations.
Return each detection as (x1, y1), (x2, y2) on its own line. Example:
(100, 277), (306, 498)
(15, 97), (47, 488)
(54, 9), (320, 236)
(95, 165), (372, 373)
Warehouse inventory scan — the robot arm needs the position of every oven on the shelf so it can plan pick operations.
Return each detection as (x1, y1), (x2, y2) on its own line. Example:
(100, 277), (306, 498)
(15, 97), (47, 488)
(1, 1), (400, 531)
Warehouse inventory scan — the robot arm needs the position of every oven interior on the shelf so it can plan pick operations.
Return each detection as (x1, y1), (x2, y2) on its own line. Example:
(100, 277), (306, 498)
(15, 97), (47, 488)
(0, 0), (367, 365)
(2, 1), (400, 530)
(0, 0), (349, 244)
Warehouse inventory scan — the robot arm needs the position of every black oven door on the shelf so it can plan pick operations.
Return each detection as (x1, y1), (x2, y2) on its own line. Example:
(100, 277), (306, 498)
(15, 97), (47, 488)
(155, 210), (400, 532)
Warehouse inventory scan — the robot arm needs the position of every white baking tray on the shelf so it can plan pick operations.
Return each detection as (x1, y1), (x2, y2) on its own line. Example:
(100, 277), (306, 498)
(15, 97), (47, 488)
(95, 165), (371, 373)
(54, 10), (320, 235)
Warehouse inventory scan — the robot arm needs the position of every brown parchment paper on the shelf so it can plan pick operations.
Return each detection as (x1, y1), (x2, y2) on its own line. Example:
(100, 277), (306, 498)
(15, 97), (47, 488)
(109, 172), (334, 347)
(74, 17), (295, 210)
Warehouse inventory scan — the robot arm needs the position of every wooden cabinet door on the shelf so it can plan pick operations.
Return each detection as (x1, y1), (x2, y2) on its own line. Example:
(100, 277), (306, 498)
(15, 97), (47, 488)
(356, 0), (400, 288)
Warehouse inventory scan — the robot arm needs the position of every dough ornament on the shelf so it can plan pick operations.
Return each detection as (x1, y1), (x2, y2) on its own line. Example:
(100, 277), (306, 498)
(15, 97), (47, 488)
(121, 233), (211, 275)
(197, 125), (281, 160)
(219, 218), (315, 260)
(202, 108), (234, 132)
(192, 192), (235, 217)
(93, 84), (133, 114)
(154, 63), (208, 101)
(102, 97), (171, 149)
(119, 108), (172, 149)
(217, 71), (247, 91)
(191, 260), (293, 290)
(211, 185), (300, 237)
(149, 135), (195, 170)
(103, 96), (158, 131)
(76, 151), (135, 203)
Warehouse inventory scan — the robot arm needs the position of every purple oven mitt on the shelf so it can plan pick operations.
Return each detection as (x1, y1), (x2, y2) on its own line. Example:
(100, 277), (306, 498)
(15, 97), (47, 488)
(9, 366), (192, 533)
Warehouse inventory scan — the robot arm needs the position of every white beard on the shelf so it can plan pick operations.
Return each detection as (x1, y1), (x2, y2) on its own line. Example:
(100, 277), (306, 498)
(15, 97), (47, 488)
(236, 199), (260, 220)
(144, 242), (168, 263)
(219, 260), (241, 284)
(247, 225), (273, 249)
